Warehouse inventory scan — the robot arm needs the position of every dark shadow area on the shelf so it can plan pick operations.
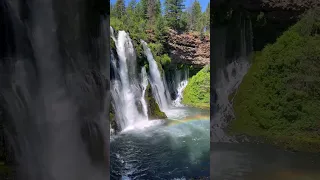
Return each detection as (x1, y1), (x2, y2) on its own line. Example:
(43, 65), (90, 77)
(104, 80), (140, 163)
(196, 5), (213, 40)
(211, 0), (320, 179)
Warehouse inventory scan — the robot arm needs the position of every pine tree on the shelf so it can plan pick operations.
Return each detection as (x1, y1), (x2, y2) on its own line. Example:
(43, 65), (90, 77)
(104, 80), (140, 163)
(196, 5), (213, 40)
(164, 0), (186, 31)
(155, 0), (162, 19)
(205, 2), (210, 32)
(127, 0), (136, 13)
(114, 0), (126, 19)
(147, 0), (156, 23)
(140, 0), (149, 19)
(155, 15), (167, 43)
(191, 0), (202, 31)
(146, 0), (162, 25)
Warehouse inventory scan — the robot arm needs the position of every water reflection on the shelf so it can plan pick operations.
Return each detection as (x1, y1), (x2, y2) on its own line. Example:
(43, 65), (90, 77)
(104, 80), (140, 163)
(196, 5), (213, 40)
(211, 143), (320, 180)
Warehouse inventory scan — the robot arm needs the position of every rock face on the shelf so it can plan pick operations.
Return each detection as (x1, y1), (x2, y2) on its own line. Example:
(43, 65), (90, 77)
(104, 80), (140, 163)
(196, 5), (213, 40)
(145, 84), (167, 120)
(167, 29), (210, 68)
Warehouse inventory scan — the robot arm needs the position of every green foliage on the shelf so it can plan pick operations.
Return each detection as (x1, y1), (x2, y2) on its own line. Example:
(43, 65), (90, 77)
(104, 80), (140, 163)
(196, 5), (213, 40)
(164, 0), (186, 31)
(147, 0), (162, 24)
(110, 105), (118, 131)
(114, 0), (126, 18)
(229, 8), (320, 152)
(182, 65), (210, 108)
(160, 54), (171, 66)
(145, 84), (167, 119)
(148, 43), (164, 56)
(190, 0), (202, 31)
(203, 2), (210, 32)
(155, 15), (168, 43)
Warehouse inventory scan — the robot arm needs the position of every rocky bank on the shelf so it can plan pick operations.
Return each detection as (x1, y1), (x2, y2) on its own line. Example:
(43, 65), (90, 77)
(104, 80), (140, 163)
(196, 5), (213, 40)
(167, 29), (210, 68)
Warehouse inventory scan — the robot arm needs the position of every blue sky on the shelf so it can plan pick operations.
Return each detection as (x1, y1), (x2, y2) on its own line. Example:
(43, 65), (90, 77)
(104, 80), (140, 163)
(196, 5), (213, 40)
(110, 0), (209, 12)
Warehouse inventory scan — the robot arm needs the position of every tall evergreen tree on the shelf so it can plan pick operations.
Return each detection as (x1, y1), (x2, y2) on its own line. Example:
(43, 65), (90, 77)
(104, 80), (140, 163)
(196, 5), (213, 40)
(164, 0), (186, 31)
(191, 0), (202, 31)
(147, 0), (157, 23)
(140, 0), (149, 19)
(114, 0), (126, 19)
(127, 0), (137, 13)
(155, 15), (167, 43)
(146, 0), (162, 25)
(204, 2), (210, 32)
(155, 0), (162, 19)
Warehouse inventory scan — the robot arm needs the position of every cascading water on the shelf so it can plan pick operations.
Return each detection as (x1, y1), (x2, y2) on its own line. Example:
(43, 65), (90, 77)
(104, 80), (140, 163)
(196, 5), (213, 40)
(140, 67), (149, 118)
(172, 80), (188, 107)
(172, 68), (189, 107)
(0, 0), (109, 180)
(110, 29), (210, 179)
(110, 30), (148, 131)
(141, 40), (171, 111)
(211, 11), (253, 142)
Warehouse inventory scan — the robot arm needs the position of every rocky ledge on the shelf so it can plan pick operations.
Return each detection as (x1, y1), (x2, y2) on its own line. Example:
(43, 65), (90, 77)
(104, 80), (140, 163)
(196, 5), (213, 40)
(167, 29), (210, 68)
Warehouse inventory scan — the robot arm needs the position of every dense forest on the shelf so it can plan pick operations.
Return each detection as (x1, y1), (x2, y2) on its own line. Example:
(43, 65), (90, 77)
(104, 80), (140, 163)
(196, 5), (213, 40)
(110, 0), (210, 68)
(110, 0), (211, 111)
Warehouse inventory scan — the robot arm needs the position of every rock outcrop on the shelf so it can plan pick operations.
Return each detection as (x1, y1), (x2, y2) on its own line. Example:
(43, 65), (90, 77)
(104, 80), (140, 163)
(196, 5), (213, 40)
(167, 29), (210, 68)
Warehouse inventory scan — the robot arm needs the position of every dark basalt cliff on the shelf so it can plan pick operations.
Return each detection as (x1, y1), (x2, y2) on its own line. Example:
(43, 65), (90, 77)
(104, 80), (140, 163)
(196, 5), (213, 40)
(167, 29), (210, 68)
(213, 0), (320, 51)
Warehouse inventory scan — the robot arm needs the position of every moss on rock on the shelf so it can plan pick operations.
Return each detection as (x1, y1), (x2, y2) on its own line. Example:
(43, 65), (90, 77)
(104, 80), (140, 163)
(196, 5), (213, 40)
(110, 104), (118, 132)
(145, 84), (167, 119)
(182, 65), (210, 109)
(229, 8), (320, 153)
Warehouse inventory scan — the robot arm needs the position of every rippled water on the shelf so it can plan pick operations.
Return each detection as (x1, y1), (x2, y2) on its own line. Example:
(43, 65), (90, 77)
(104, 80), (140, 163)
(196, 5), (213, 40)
(211, 143), (320, 180)
(110, 107), (210, 180)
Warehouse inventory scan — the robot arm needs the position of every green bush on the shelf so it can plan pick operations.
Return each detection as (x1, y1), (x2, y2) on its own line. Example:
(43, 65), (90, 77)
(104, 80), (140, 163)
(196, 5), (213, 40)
(160, 54), (171, 66)
(148, 43), (164, 56)
(182, 65), (210, 108)
(229, 8), (320, 152)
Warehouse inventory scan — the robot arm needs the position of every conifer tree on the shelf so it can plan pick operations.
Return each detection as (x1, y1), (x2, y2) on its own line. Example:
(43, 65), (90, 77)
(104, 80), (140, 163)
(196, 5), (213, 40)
(164, 0), (186, 31)
(191, 0), (202, 31)
(114, 0), (126, 19)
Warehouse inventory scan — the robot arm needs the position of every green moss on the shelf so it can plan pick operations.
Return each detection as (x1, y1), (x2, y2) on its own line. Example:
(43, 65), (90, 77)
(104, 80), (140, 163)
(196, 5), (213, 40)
(229, 8), (320, 153)
(148, 43), (164, 56)
(182, 65), (210, 109)
(110, 104), (118, 131)
(145, 84), (167, 119)
(110, 38), (116, 49)
(160, 54), (171, 67)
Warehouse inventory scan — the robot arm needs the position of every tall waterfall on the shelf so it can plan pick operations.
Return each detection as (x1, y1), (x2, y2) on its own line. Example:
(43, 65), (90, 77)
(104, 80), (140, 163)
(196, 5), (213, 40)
(110, 30), (148, 130)
(141, 40), (171, 111)
(111, 28), (193, 132)
(0, 0), (110, 179)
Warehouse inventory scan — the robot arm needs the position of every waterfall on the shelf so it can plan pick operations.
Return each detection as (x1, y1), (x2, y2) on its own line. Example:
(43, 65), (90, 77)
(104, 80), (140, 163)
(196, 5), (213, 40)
(172, 68), (189, 107)
(172, 80), (188, 107)
(141, 40), (170, 111)
(140, 67), (149, 118)
(0, 0), (109, 179)
(110, 30), (148, 130)
(211, 11), (253, 142)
